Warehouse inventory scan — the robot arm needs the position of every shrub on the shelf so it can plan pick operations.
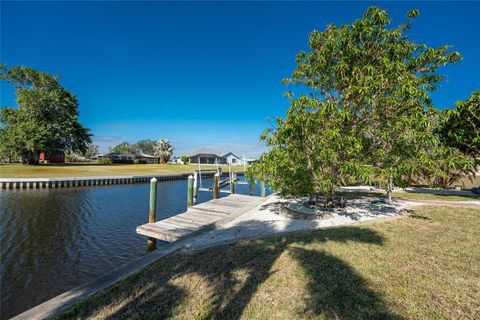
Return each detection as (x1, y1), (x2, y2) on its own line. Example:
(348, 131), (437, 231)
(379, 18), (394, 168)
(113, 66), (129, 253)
(112, 159), (134, 164)
(134, 159), (147, 164)
(98, 158), (113, 165)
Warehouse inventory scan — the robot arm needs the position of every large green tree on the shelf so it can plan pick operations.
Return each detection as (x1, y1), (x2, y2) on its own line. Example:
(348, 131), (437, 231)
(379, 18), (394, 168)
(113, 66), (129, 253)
(111, 141), (138, 154)
(135, 139), (156, 155)
(0, 66), (91, 164)
(250, 7), (463, 204)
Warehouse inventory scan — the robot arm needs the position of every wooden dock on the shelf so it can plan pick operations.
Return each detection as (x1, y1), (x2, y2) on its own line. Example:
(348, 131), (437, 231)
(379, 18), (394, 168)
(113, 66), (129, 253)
(136, 194), (266, 242)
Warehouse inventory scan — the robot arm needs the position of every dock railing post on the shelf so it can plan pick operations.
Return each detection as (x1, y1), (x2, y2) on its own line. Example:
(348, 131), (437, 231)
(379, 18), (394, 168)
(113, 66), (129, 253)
(149, 177), (157, 223)
(260, 180), (266, 197)
(213, 173), (220, 199)
(249, 179), (254, 196)
(187, 175), (194, 206)
(193, 171), (198, 205)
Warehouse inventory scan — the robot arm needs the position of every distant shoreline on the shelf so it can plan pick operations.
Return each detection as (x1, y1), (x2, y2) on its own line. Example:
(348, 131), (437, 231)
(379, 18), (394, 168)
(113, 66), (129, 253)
(0, 163), (245, 179)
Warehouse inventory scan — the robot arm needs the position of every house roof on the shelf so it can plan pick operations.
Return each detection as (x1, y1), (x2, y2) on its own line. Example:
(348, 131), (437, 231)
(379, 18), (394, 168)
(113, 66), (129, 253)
(105, 152), (137, 157)
(190, 153), (224, 158)
(188, 148), (223, 157)
(222, 152), (240, 159)
(139, 153), (159, 158)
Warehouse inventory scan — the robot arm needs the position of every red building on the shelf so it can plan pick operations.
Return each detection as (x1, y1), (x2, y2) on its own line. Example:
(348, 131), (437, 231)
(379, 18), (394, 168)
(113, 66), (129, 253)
(39, 151), (65, 163)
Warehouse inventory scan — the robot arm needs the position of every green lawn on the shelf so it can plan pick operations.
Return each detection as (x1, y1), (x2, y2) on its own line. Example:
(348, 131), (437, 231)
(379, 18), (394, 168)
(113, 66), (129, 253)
(0, 163), (245, 178)
(393, 191), (479, 202)
(338, 190), (479, 202)
(55, 205), (480, 319)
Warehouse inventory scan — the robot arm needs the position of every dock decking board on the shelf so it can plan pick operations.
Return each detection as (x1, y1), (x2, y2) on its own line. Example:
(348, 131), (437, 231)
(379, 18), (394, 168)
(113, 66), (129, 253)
(136, 194), (265, 242)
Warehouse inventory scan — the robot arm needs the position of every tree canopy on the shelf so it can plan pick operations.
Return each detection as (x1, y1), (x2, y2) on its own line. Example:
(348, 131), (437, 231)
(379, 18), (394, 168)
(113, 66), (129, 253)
(0, 66), (91, 164)
(110, 139), (171, 158)
(135, 139), (156, 155)
(249, 7), (471, 203)
(111, 141), (138, 154)
(439, 90), (480, 159)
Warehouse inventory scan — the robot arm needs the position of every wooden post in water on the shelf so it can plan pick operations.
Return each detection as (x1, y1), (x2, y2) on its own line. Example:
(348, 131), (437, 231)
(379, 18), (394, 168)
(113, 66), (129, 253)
(260, 180), (266, 197)
(147, 237), (157, 252)
(193, 171), (198, 205)
(187, 175), (194, 206)
(149, 177), (157, 223)
(249, 179), (254, 196)
(231, 172), (237, 194)
(213, 173), (220, 199)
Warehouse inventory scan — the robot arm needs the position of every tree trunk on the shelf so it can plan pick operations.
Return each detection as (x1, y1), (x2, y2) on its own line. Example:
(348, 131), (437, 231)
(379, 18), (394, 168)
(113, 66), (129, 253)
(386, 175), (393, 204)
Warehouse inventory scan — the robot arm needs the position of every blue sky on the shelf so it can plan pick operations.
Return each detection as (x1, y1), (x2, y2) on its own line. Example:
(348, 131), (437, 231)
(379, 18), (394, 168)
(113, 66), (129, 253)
(1, 1), (479, 156)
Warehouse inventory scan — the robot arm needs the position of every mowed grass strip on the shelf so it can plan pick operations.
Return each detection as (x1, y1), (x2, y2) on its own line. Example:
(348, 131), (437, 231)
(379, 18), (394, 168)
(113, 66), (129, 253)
(55, 205), (480, 320)
(393, 191), (479, 202)
(0, 163), (245, 178)
(337, 190), (479, 202)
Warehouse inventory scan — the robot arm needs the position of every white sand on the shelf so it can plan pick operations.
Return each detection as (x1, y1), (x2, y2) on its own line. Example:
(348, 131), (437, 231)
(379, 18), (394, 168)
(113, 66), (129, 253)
(183, 194), (411, 251)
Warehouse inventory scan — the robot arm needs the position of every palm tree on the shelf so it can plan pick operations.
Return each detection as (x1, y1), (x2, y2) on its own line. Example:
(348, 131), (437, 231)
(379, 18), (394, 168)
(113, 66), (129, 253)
(154, 139), (174, 163)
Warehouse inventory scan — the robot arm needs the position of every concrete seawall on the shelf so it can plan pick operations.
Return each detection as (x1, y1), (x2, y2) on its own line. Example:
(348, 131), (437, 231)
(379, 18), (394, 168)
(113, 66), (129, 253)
(0, 172), (237, 190)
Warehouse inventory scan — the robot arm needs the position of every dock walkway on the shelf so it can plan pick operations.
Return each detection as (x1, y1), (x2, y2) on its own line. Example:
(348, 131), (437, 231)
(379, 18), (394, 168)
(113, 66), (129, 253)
(136, 194), (266, 242)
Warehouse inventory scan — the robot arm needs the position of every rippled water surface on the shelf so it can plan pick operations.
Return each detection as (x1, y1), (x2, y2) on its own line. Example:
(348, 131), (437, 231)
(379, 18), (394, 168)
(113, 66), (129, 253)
(0, 178), (266, 319)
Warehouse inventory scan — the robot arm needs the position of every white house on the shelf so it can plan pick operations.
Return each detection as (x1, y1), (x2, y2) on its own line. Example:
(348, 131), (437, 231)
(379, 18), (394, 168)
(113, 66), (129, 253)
(222, 152), (242, 165)
(169, 156), (185, 165)
(241, 157), (257, 166)
(222, 153), (257, 166)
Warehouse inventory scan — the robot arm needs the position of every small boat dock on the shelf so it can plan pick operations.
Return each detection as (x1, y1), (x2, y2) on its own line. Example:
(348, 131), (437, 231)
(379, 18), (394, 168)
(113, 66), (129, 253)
(136, 194), (266, 242)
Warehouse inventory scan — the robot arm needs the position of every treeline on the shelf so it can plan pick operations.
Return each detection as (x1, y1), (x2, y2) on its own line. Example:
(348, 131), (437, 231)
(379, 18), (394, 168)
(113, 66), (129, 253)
(109, 139), (174, 163)
(0, 64), (178, 165)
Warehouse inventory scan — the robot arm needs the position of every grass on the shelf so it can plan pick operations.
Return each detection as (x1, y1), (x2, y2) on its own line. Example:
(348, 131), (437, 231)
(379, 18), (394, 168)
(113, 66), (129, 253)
(393, 191), (479, 202)
(0, 163), (245, 178)
(338, 190), (479, 202)
(55, 205), (480, 319)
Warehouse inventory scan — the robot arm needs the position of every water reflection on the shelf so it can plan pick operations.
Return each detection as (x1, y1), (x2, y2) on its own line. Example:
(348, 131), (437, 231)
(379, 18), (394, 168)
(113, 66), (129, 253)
(147, 237), (157, 252)
(0, 178), (268, 319)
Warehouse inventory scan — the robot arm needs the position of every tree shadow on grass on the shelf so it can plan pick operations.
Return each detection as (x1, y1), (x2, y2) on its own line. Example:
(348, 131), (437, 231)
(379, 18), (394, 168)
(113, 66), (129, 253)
(204, 226), (395, 320)
(57, 223), (401, 320)
(56, 265), (189, 320)
(290, 247), (402, 319)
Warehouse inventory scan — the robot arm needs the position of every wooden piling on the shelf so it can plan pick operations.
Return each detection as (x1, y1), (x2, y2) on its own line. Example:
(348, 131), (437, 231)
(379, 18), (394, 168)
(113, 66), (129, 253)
(193, 171), (198, 205)
(213, 173), (220, 199)
(187, 175), (194, 207)
(149, 177), (157, 223)
(147, 237), (157, 252)
(231, 172), (237, 194)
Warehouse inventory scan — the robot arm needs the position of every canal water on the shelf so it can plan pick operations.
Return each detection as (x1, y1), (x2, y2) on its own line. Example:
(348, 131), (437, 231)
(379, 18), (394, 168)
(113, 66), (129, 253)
(0, 177), (268, 319)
